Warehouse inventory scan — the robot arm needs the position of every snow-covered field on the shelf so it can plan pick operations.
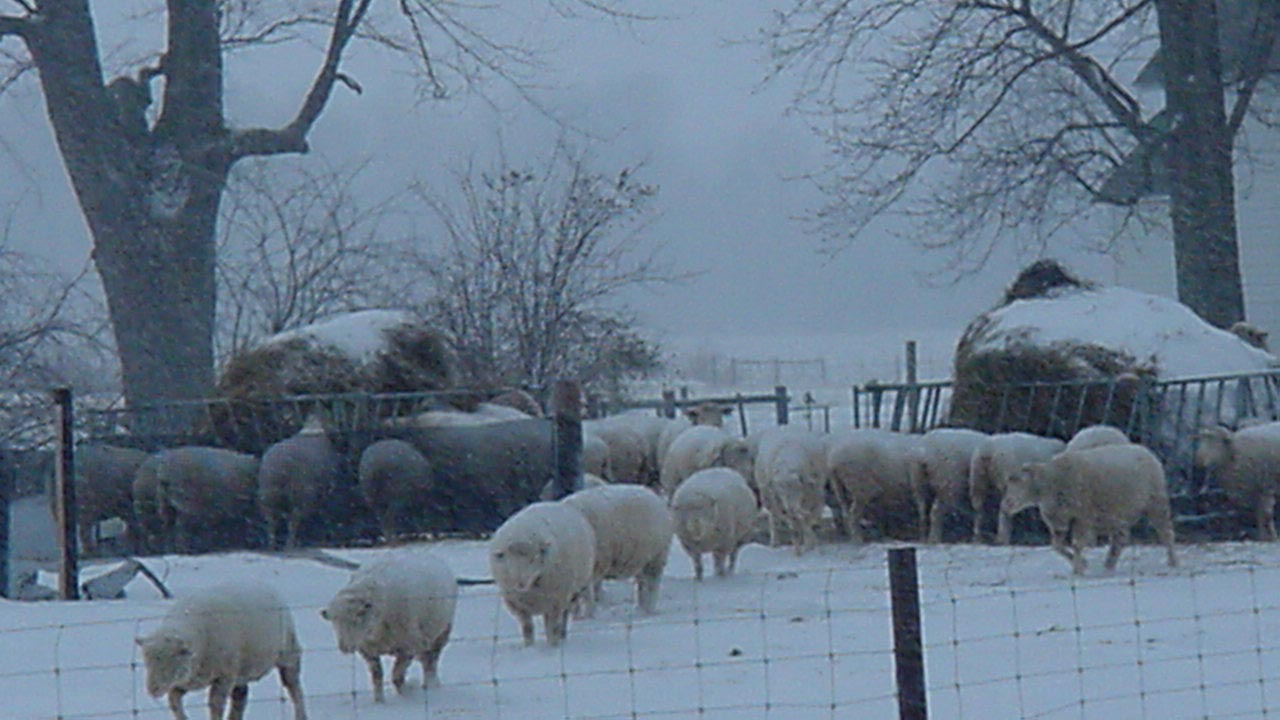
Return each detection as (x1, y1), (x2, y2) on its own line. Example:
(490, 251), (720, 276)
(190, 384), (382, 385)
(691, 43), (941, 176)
(4, 537), (1280, 719)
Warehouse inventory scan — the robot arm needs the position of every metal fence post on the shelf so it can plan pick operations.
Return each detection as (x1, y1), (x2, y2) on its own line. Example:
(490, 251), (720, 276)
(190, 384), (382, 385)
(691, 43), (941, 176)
(551, 380), (583, 500)
(888, 547), (927, 720)
(661, 389), (677, 419)
(775, 385), (789, 426)
(53, 387), (79, 601)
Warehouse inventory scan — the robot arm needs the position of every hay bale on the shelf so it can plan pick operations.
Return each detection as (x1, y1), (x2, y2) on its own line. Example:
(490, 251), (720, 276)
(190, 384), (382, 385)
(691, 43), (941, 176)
(949, 261), (1275, 439)
(211, 310), (466, 451)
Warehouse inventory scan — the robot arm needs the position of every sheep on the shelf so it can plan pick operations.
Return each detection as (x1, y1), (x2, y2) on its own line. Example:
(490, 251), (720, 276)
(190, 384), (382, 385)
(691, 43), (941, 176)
(683, 401), (735, 427)
(489, 388), (544, 417)
(1002, 443), (1178, 575)
(669, 467), (758, 580)
(826, 430), (923, 542)
(562, 484), (673, 616)
(136, 582), (307, 720)
(1065, 424), (1130, 451)
(48, 444), (148, 555)
(968, 432), (1066, 543)
(149, 447), (261, 553)
(538, 472), (609, 502)
(132, 453), (165, 554)
(257, 415), (340, 549)
(321, 550), (457, 703)
(659, 425), (752, 497)
(753, 427), (828, 554)
(358, 439), (433, 542)
(581, 430), (612, 479)
(581, 420), (649, 485)
(489, 501), (597, 646)
(393, 402), (533, 429)
(1195, 422), (1280, 540)
(908, 428), (988, 543)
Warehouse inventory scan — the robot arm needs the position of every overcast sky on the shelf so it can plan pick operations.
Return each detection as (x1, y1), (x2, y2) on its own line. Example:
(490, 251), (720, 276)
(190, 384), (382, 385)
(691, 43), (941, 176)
(0, 1), (1161, 379)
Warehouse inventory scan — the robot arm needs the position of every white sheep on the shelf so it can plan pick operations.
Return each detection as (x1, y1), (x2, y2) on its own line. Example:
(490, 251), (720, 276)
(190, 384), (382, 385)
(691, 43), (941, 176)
(563, 484), (673, 616)
(753, 427), (829, 554)
(659, 426), (752, 497)
(1065, 424), (1130, 451)
(1002, 443), (1178, 575)
(581, 430), (612, 479)
(968, 432), (1066, 543)
(826, 430), (923, 542)
(908, 427), (988, 543)
(539, 472), (609, 502)
(669, 467), (759, 580)
(489, 501), (597, 646)
(1195, 422), (1280, 540)
(582, 420), (650, 485)
(321, 550), (458, 703)
(136, 582), (307, 720)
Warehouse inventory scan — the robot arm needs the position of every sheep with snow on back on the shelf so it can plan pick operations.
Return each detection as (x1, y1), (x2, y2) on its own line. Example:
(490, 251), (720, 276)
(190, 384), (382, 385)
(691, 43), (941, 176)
(908, 428), (988, 543)
(659, 425), (752, 497)
(670, 467), (758, 580)
(137, 582), (306, 720)
(257, 414), (340, 549)
(490, 501), (596, 646)
(826, 430), (923, 542)
(753, 427), (829, 554)
(1195, 422), (1280, 540)
(1065, 424), (1130, 451)
(563, 484), (673, 616)
(968, 432), (1066, 543)
(358, 439), (433, 542)
(1002, 443), (1177, 575)
(321, 550), (457, 703)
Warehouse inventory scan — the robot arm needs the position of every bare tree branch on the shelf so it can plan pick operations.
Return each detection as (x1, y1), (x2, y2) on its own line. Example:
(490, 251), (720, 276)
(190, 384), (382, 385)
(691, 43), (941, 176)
(0, 13), (28, 40)
(1227, 2), (1280, 135)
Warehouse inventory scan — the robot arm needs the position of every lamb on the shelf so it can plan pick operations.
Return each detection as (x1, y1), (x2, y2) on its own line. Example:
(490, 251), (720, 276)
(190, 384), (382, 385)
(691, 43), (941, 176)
(562, 484), (673, 616)
(358, 439), (433, 542)
(968, 432), (1066, 543)
(1195, 422), (1280, 539)
(49, 444), (148, 555)
(659, 426), (752, 497)
(1065, 424), (1130, 451)
(753, 427), (829, 554)
(137, 582), (306, 720)
(257, 415), (340, 549)
(669, 467), (758, 580)
(150, 447), (261, 553)
(321, 550), (458, 703)
(826, 430), (923, 542)
(1002, 443), (1178, 575)
(489, 501), (596, 646)
(908, 428), (988, 543)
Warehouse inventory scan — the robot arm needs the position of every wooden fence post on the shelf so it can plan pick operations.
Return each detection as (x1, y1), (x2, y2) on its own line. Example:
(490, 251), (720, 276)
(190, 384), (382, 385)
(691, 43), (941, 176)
(53, 387), (79, 601)
(551, 380), (584, 500)
(888, 547), (927, 720)
(775, 386), (789, 426)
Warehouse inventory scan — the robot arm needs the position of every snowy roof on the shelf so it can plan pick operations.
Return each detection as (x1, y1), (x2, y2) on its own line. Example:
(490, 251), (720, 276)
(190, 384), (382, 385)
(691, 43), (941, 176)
(264, 309), (417, 365)
(970, 285), (1277, 379)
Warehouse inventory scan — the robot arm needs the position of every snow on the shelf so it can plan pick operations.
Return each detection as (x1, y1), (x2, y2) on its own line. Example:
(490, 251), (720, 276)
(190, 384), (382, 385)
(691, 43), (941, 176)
(265, 309), (417, 364)
(973, 285), (1278, 379)
(5, 538), (1280, 719)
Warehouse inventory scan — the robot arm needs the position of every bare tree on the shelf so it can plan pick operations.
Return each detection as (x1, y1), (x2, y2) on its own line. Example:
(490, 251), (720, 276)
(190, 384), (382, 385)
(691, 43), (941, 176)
(216, 158), (400, 359)
(764, 0), (1279, 328)
(409, 142), (670, 390)
(0, 0), (638, 414)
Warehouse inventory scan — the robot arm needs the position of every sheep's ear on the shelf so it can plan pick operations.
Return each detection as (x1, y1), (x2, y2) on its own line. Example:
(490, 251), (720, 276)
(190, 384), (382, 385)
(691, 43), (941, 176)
(720, 406), (734, 417)
(319, 608), (329, 620)
(135, 637), (146, 647)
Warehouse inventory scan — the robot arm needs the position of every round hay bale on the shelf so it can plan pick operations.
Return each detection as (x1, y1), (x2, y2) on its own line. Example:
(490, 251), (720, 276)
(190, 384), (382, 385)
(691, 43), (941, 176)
(210, 310), (468, 451)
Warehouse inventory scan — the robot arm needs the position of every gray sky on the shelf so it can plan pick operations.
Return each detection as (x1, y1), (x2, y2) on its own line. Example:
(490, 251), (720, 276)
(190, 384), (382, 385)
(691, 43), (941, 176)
(0, 1), (1155, 380)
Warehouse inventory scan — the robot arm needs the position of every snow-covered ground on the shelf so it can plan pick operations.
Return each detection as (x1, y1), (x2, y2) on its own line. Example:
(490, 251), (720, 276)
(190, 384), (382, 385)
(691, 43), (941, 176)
(3, 537), (1280, 719)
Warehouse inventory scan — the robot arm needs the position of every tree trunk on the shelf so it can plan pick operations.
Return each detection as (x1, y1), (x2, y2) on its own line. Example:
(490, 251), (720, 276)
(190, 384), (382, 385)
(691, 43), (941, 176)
(1156, 0), (1246, 329)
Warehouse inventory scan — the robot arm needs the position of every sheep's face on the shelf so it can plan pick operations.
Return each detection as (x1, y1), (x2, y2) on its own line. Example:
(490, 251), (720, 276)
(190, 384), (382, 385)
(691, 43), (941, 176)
(491, 539), (549, 593)
(138, 633), (195, 697)
(685, 403), (733, 428)
(720, 441), (753, 477)
(1194, 428), (1231, 469)
(1001, 464), (1047, 516)
(321, 589), (380, 654)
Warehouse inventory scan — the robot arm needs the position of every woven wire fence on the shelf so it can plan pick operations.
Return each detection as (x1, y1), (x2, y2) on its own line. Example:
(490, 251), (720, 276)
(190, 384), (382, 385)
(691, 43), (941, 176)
(4, 543), (1280, 719)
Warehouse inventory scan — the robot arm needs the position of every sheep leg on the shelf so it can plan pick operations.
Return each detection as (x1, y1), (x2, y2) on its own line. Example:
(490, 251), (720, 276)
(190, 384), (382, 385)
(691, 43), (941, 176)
(1258, 493), (1277, 541)
(766, 511), (780, 548)
(167, 688), (188, 720)
(844, 499), (864, 543)
(278, 662), (308, 720)
(512, 606), (536, 646)
(1048, 527), (1075, 563)
(545, 607), (569, 646)
(713, 551), (727, 577)
(285, 510), (304, 550)
(391, 653), (413, 695)
(927, 501), (946, 545)
(637, 564), (663, 613)
(1151, 504), (1179, 568)
(362, 651), (386, 703)
(689, 550), (705, 581)
(728, 545), (743, 575)
(420, 625), (450, 688)
(1103, 528), (1130, 571)
(1070, 522), (1092, 575)
(226, 685), (248, 720)
(207, 678), (230, 720)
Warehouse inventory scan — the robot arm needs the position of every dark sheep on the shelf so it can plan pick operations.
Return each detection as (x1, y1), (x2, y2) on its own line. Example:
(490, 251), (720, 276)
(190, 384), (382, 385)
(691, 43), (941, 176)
(151, 446), (261, 554)
(358, 439), (434, 542)
(258, 421), (341, 549)
(47, 444), (148, 555)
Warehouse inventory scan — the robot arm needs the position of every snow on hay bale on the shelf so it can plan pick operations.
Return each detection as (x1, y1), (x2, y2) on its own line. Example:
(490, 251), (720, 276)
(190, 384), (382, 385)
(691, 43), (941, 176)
(950, 260), (1276, 439)
(211, 310), (464, 450)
